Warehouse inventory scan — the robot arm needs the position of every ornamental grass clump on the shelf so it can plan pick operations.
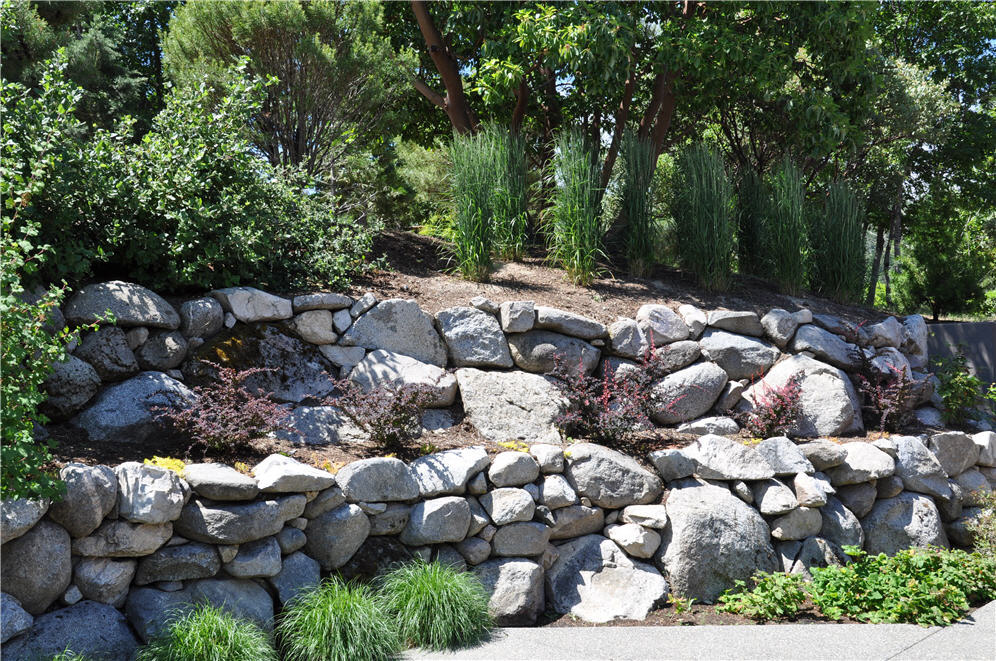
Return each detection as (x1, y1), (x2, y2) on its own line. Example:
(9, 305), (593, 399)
(489, 126), (529, 260)
(672, 143), (735, 290)
(377, 561), (492, 651)
(277, 579), (401, 661)
(736, 168), (768, 275)
(449, 130), (495, 281)
(548, 129), (604, 285)
(135, 603), (277, 661)
(809, 181), (866, 303)
(762, 157), (807, 294)
(621, 131), (657, 276)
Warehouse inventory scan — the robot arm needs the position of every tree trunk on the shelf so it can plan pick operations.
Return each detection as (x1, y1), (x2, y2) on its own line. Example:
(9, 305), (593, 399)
(865, 225), (885, 306)
(410, 1), (475, 134)
(599, 54), (636, 190)
(883, 225), (894, 308)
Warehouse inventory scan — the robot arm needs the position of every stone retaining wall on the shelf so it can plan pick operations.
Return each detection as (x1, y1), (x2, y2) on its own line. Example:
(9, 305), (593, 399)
(2, 432), (995, 659)
(43, 281), (942, 445)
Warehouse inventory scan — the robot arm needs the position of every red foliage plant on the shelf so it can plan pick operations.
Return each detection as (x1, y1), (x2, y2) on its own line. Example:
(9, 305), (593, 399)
(325, 378), (438, 453)
(737, 373), (803, 438)
(153, 361), (293, 455)
(857, 359), (921, 433)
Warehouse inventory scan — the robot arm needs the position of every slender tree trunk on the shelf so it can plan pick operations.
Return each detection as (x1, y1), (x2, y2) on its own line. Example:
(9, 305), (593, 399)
(599, 54), (636, 190)
(865, 225), (885, 306)
(883, 224), (894, 307)
(410, 0), (475, 134)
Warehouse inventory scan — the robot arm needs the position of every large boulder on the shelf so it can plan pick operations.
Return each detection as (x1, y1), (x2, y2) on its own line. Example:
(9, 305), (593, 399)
(210, 287), (291, 322)
(135, 331), (188, 370)
(756, 437), (814, 476)
(74, 557), (137, 607)
(480, 488), (536, 525)
(0, 498), (49, 544)
(682, 435), (775, 481)
(182, 463), (258, 501)
(268, 551), (321, 606)
(760, 309), (800, 348)
(1, 593), (32, 644)
(507, 330), (600, 376)
(649, 362), (728, 424)
(861, 492), (948, 555)
(179, 297), (224, 339)
(656, 479), (777, 603)
(928, 432), (980, 477)
(184, 578), (275, 631)
(435, 306), (513, 368)
(546, 534), (668, 622)
(399, 497), (471, 546)
(474, 558), (545, 626)
(789, 325), (861, 371)
(706, 310), (764, 337)
(71, 521), (172, 557)
(173, 495), (305, 545)
(652, 340), (702, 373)
(608, 318), (649, 359)
(74, 371), (196, 443)
(65, 281), (179, 329)
(535, 306), (607, 341)
(636, 305), (689, 343)
(410, 447), (490, 497)
(74, 326), (140, 381)
(892, 436), (953, 499)
(492, 522), (551, 556)
(340, 298), (447, 366)
(337, 537), (413, 582)
(741, 354), (862, 437)
(184, 325), (336, 404)
(699, 330), (780, 380)
(348, 349), (457, 407)
(563, 443), (662, 508)
(124, 588), (193, 643)
(901, 315), (928, 369)
(1, 520), (72, 614)
(41, 355), (101, 419)
(224, 537), (282, 578)
(456, 368), (564, 443)
(1, 600), (140, 661)
(866, 316), (903, 349)
(304, 504), (370, 570)
(291, 310), (337, 345)
(826, 442), (895, 486)
(549, 505), (605, 540)
(334, 457), (418, 502)
(500, 301), (535, 333)
(134, 542), (220, 585)
(115, 462), (187, 525)
(276, 405), (367, 446)
(253, 454), (335, 493)
(489, 452), (541, 487)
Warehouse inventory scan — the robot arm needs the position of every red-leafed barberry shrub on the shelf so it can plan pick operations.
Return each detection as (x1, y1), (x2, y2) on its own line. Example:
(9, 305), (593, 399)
(857, 360), (922, 432)
(552, 358), (653, 445)
(737, 374), (803, 438)
(327, 379), (438, 453)
(154, 361), (293, 455)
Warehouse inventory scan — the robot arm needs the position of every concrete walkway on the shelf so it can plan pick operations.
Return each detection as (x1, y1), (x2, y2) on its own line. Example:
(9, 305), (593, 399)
(405, 600), (995, 660)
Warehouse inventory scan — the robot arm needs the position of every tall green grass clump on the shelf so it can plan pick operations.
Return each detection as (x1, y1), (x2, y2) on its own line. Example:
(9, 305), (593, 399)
(489, 126), (529, 260)
(762, 157), (807, 293)
(377, 561), (492, 650)
(277, 578), (401, 661)
(736, 168), (768, 275)
(672, 143), (735, 290)
(135, 604), (277, 661)
(621, 131), (657, 276)
(449, 131), (495, 281)
(548, 128), (604, 285)
(809, 180), (866, 302)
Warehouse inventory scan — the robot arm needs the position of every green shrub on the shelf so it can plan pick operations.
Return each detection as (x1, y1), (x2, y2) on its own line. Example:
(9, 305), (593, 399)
(810, 180), (866, 302)
(736, 168), (768, 275)
(672, 143), (735, 290)
(717, 571), (807, 621)
(277, 578), (401, 661)
(810, 546), (996, 626)
(377, 561), (492, 651)
(48, 650), (94, 661)
(449, 130), (495, 281)
(548, 129), (604, 285)
(3, 58), (375, 292)
(762, 157), (807, 294)
(490, 127), (529, 260)
(135, 603), (277, 661)
(967, 490), (996, 558)
(621, 131), (657, 277)
(932, 350), (986, 426)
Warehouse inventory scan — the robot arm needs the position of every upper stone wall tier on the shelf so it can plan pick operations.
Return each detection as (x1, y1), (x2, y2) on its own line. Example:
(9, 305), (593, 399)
(2, 431), (994, 657)
(45, 282), (944, 440)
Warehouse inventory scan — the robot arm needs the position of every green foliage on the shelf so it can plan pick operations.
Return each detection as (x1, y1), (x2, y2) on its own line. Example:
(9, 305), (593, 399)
(810, 181), (867, 303)
(395, 139), (452, 232)
(489, 128), (529, 261)
(277, 578), (401, 661)
(548, 129), (604, 285)
(717, 571), (807, 622)
(967, 490), (996, 559)
(449, 130), (496, 281)
(47, 651), (94, 661)
(621, 132), (657, 277)
(136, 603), (277, 661)
(810, 546), (996, 626)
(672, 143), (735, 290)
(3, 59), (375, 291)
(735, 168), (768, 276)
(761, 157), (807, 293)
(377, 561), (493, 651)
(932, 350), (987, 426)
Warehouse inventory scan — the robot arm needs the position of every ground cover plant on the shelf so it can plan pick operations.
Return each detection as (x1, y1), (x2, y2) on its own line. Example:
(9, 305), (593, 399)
(377, 560), (493, 650)
(136, 603), (277, 661)
(277, 578), (401, 661)
(717, 571), (808, 622)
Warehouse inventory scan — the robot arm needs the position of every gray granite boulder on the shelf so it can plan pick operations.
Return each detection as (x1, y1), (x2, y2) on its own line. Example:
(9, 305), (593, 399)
(608, 318), (649, 359)
(837, 482), (878, 519)
(304, 504), (370, 570)
(124, 588), (192, 642)
(549, 505), (605, 540)
(537, 474), (577, 509)
(224, 537), (282, 578)
(826, 442), (895, 486)
(268, 551), (320, 606)
(676, 416), (739, 436)
(648, 449), (696, 482)
(901, 315), (928, 369)
(479, 488), (535, 525)
(649, 361), (728, 424)
(179, 297), (224, 338)
(65, 281), (179, 329)
(893, 436), (953, 498)
(535, 306), (607, 340)
(456, 368), (564, 444)
(493, 522), (550, 556)
(507, 330), (600, 376)
(474, 558), (544, 626)
(72, 520), (172, 557)
(0, 498), (49, 544)
(500, 301), (536, 333)
(699, 329), (780, 380)
(183, 463), (258, 501)
(340, 298), (447, 366)
(335, 457), (419, 502)
(435, 306), (513, 368)
(770, 507), (823, 541)
(756, 436), (814, 476)
(678, 304), (707, 338)
(41, 355), (101, 419)
(74, 371), (196, 443)
(253, 454), (335, 493)
(349, 349), (457, 407)
(74, 557), (136, 607)
(410, 447), (490, 497)
(184, 578), (275, 631)
(293, 292), (352, 312)
(276, 405), (367, 446)
(820, 496), (865, 548)
(789, 325), (861, 371)
(291, 309), (337, 345)
(489, 451), (541, 487)
(135, 331), (187, 370)
(928, 432), (980, 477)
(564, 443), (662, 508)
(799, 440), (847, 471)
(134, 542), (220, 585)
(546, 534), (668, 622)
(636, 305), (689, 343)
(74, 326), (140, 381)
(400, 497), (471, 546)
(0, 593), (32, 644)
(752, 479), (798, 516)
(173, 495), (305, 545)
(210, 287), (291, 322)
(683, 435), (775, 481)
(862, 492), (948, 555)
(760, 309), (800, 348)
(707, 310), (763, 336)
(1, 600), (139, 661)
(867, 316), (903, 349)
(115, 461), (187, 525)
(2, 520), (72, 614)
